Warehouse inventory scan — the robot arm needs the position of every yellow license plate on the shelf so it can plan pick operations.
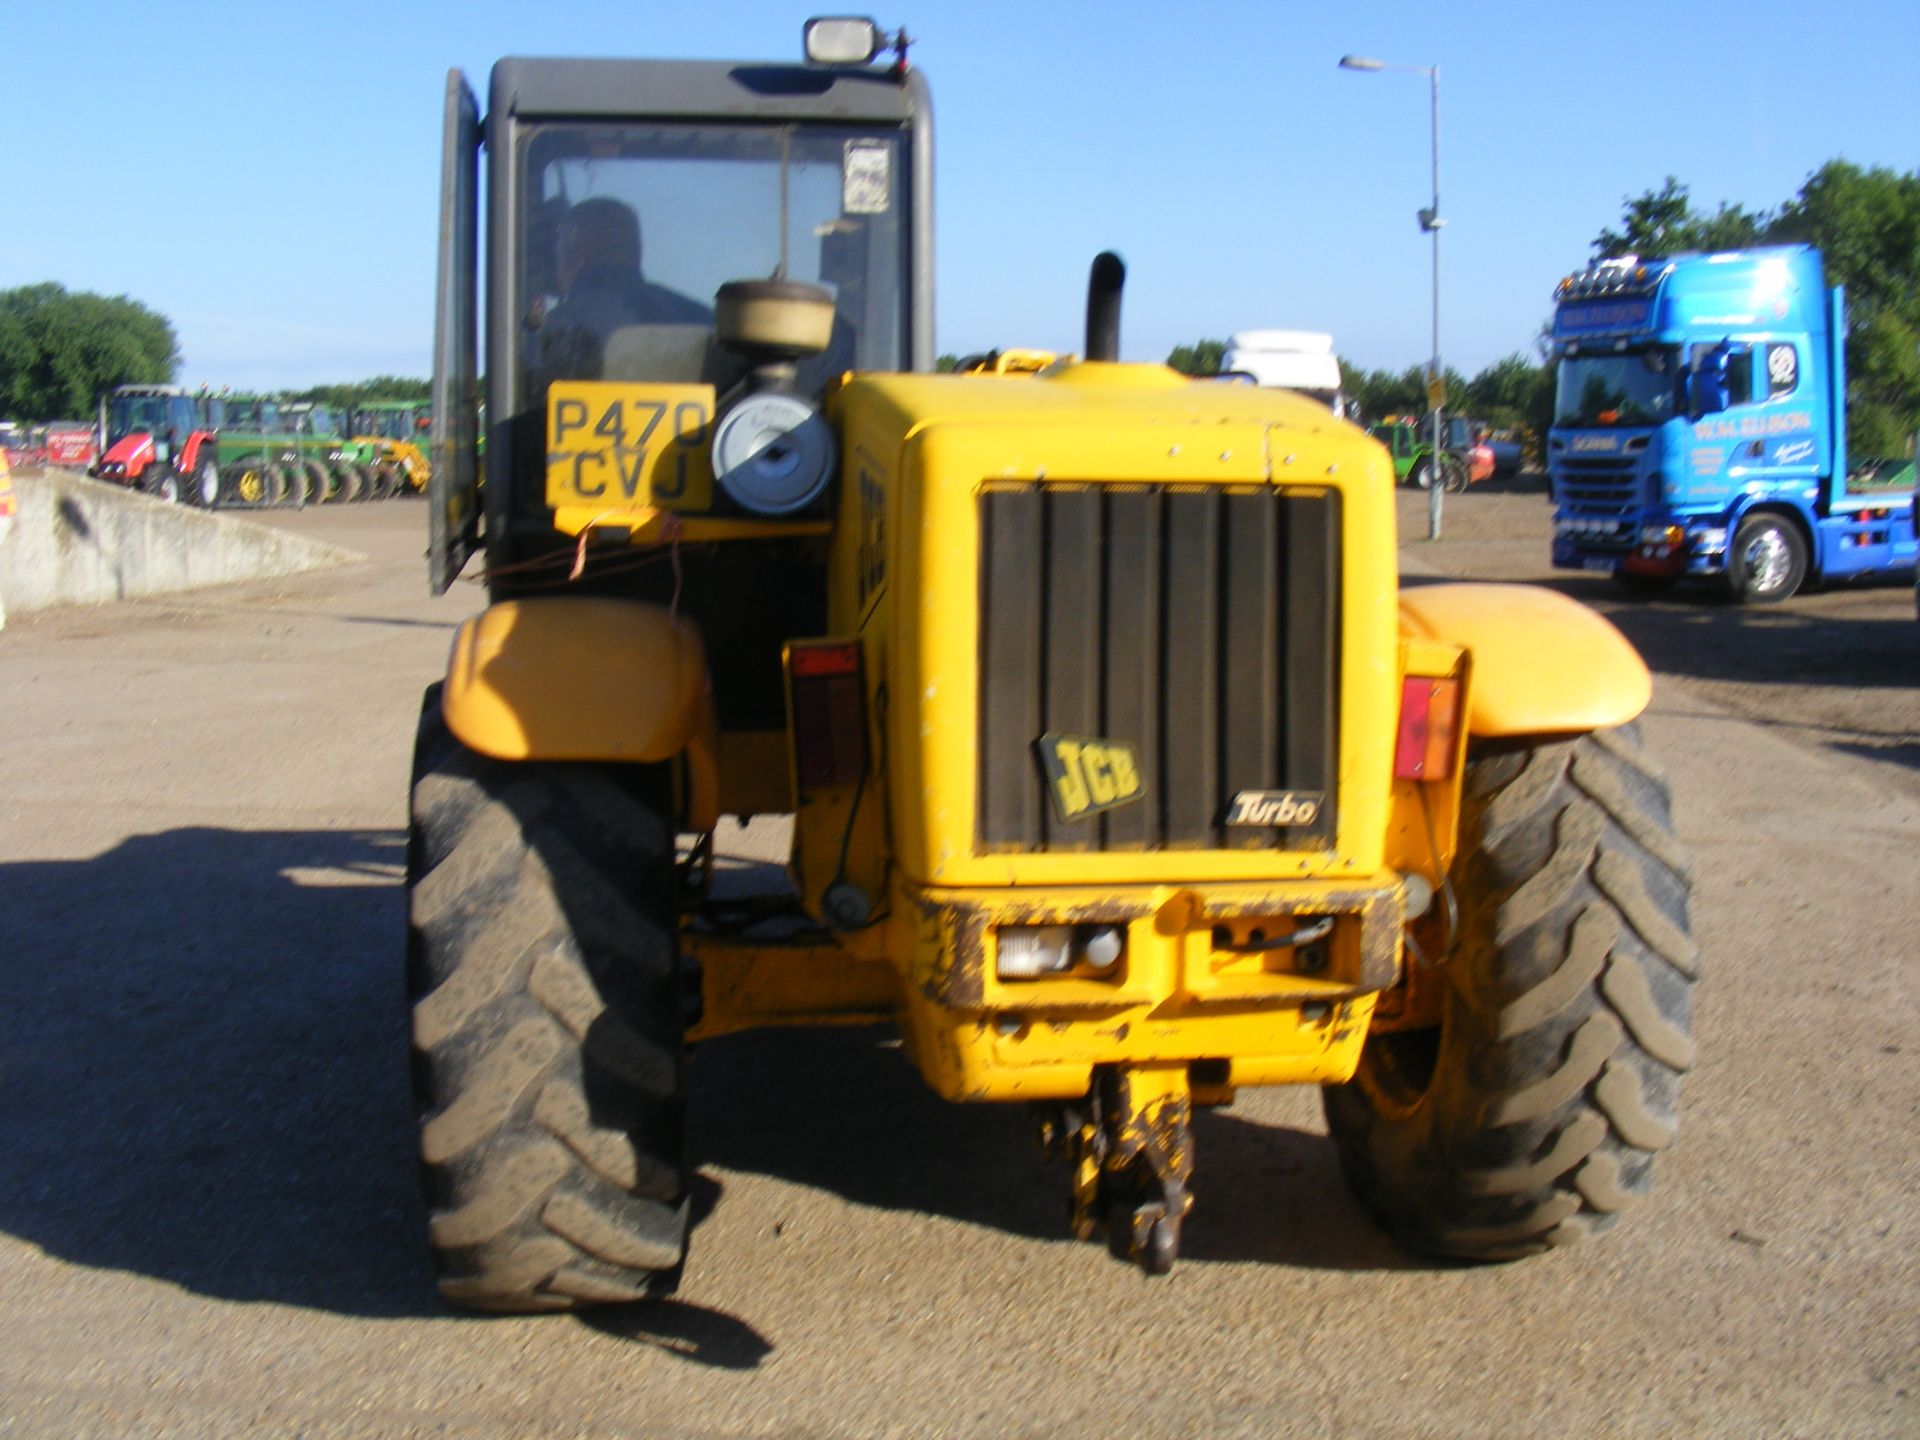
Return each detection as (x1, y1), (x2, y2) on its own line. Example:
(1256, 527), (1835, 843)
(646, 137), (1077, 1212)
(545, 381), (715, 513)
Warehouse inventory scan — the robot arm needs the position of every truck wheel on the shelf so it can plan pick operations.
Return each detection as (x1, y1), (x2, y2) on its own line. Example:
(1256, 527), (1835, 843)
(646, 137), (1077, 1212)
(1324, 723), (1697, 1260)
(407, 688), (688, 1311)
(1725, 513), (1806, 604)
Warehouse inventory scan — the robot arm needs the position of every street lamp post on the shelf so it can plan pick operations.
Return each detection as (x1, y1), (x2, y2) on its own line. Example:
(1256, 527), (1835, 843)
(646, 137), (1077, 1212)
(1339, 53), (1445, 540)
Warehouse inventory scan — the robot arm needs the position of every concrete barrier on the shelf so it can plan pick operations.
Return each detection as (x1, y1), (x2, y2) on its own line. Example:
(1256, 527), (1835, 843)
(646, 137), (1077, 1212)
(0, 467), (358, 617)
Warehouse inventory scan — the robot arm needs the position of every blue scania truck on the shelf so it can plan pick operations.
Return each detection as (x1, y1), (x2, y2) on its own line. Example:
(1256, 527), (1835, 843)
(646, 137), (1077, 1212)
(1548, 244), (1916, 602)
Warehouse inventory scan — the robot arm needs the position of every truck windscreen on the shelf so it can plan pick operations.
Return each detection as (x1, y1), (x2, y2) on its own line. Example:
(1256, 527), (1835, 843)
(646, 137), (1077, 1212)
(517, 122), (910, 408)
(1555, 348), (1679, 427)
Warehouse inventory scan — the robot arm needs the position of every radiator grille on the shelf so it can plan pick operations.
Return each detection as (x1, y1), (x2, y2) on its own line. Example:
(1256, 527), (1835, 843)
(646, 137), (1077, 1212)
(977, 485), (1340, 852)
(1553, 456), (1642, 512)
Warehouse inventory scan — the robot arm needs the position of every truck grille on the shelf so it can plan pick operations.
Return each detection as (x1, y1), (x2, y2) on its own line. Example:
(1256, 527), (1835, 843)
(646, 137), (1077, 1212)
(1553, 457), (1641, 513)
(977, 484), (1339, 853)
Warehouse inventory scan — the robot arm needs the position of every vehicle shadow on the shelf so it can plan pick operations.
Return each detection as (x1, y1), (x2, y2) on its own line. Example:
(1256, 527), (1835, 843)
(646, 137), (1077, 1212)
(690, 1026), (1419, 1274)
(1403, 567), (1920, 696)
(0, 827), (442, 1318)
(1556, 579), (1918, 694)
(0, 824), (1415, 1341)
(0, 824), (775, 1357)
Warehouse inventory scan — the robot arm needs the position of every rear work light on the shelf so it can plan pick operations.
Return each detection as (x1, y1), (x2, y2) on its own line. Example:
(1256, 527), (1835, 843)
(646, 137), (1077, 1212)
(1394, 676), (1461, 781)
(787, 639), (868, 791)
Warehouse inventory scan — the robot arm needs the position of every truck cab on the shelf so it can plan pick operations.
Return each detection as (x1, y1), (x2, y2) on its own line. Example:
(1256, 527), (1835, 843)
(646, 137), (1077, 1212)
(1548, 245), (1917, 601)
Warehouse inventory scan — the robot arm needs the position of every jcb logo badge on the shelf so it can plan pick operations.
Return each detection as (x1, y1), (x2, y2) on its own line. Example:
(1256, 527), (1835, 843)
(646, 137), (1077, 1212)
(1036, 733), (1144, 823)
(1224, 790), (1325, 827)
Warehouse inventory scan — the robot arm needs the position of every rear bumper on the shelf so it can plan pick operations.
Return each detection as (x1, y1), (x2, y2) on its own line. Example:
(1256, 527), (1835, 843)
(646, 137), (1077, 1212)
(896, 876), (1404, 1101)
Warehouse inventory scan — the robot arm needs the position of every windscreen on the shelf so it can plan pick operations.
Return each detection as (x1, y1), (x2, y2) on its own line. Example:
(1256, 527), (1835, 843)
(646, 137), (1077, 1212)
(108, 396), (171, 442)
(515, 121), (910, 410)
(1555, 347), (1679, 427)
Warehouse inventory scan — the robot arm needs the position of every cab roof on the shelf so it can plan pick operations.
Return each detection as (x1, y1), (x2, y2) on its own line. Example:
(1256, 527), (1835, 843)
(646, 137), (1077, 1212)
(490, 57), (924, 125)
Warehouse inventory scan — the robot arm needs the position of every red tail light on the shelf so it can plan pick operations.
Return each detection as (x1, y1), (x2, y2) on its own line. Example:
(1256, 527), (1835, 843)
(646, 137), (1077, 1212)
(787, 640), (867, 790)
(1394, 676), (1461, 781)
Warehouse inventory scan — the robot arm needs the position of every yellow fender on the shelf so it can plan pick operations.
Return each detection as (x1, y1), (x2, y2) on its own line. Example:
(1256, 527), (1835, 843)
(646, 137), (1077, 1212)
(441, 595), (720, 830)
(1398, 582), (1651, 737)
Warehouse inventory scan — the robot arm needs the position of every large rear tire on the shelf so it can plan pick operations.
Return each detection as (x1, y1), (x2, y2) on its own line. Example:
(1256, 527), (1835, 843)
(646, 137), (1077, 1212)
(1324, 723), (1697, 1259)
(306, 459), (337, 504)
(407, 688), (689, 1311)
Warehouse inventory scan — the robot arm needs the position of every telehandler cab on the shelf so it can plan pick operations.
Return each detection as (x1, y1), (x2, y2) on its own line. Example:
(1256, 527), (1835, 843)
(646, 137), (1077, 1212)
(408, 20), (1697, 1309)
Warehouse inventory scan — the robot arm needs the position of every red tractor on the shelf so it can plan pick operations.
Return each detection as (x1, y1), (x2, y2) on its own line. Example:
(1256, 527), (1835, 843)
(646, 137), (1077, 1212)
(90, 385), (223, 506)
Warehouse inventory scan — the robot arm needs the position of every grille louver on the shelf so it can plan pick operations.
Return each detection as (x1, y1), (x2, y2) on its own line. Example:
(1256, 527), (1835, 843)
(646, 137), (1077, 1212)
(977, 484), (1339, 852)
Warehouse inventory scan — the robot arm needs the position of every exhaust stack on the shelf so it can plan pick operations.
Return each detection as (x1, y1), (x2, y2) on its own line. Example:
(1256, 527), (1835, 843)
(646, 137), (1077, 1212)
(1084, 251), (1126, 362)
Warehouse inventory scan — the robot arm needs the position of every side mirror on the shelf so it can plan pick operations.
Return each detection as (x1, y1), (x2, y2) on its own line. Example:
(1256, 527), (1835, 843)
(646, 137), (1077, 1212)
(1688, 344), (1733, 420)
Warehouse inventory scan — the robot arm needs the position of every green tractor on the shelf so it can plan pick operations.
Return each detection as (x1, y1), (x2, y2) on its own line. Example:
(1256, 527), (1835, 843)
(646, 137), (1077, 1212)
(1366, 416), (1490, 493)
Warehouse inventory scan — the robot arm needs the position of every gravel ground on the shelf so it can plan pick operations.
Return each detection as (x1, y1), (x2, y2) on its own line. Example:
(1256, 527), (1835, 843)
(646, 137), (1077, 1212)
(0, 485), (1913, 1438)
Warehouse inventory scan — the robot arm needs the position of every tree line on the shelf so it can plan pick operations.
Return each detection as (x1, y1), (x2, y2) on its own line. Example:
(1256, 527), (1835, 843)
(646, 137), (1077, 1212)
(4, 159), (1914, 453)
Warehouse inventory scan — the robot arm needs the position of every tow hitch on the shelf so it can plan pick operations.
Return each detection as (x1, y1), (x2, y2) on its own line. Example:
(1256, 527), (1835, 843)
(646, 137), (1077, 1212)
(1039, 1064), (1194, 1275)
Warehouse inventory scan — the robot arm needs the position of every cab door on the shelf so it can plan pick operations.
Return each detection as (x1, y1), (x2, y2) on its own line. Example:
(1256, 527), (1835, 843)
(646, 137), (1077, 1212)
(429, 69), (481, 594)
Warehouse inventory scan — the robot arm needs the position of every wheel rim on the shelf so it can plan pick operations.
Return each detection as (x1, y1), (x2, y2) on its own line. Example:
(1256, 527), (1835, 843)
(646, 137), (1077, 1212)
(238, 469), (264, 504)
(1740, 527), (1793, 595)
(199, 463), (220, 506)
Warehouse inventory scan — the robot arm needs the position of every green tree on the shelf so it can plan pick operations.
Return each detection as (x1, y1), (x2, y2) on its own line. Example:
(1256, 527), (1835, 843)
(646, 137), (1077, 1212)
(1464, 352), (1554, 441)
(1592, 176), (1772, 259)
(1771, 161), (1920, 458)
(0, 283), (178, 421)
(1166, 338), (1227, 376)
(292, 375), (431, 409)
(1340, 362), (1468, 427)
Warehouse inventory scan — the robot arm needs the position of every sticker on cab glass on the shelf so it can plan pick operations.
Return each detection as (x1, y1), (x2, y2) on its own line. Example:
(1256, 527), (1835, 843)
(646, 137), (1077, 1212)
(545, 381), (715, 512)
(1036, 733), (1145, 824)
(843, 141), (892, 215)
(1224, 790), (1325, 828)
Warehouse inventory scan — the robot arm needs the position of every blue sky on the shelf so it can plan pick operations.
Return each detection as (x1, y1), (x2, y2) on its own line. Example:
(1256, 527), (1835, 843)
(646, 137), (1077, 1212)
(4, 0), (1915, 394)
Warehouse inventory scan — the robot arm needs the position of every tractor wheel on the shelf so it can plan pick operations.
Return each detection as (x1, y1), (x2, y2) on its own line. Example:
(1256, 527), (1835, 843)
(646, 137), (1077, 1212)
(1725, 513), (1807, 604)
(353, 463), (380, 500)
(143, 465), (184, 503)
(407, 687), (688, 1311)
(337, 465), (363, 503)
(1324, 723), (1697, 1260)
(1441, 455), (1470, 494)
(306, 460), (337, 504)
(1409, 458), (1433, 490)
(191, 456), (222, 508)
(233, 465), (267, 507)
(267, 465), (296, 505)
(367, 464), (398, 500)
